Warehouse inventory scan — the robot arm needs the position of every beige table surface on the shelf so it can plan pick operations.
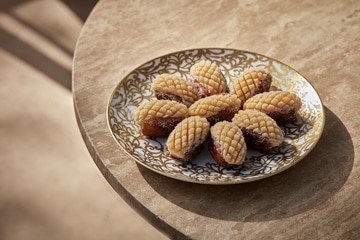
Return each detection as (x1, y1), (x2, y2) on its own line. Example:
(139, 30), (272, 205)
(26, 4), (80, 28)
(73, 0), (360, 239)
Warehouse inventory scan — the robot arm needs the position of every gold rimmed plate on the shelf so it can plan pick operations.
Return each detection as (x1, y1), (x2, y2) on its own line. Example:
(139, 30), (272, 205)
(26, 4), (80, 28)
(107, 48), (324, 184)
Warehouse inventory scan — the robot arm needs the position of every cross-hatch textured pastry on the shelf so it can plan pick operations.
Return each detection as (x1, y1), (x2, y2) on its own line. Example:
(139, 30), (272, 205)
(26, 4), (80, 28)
(134, 59), (302, 168)
(232, 109), (284, 150)
(151, 73), (199, 107)
(134, 100), (189, 137)
(209, 121), (247, 168)
(230, 67), (272, 104)
(166, 116), (210, 162)
(189, 60), (229, 98)
(188, 93), (241, 125)
(243, 91), (302, 124)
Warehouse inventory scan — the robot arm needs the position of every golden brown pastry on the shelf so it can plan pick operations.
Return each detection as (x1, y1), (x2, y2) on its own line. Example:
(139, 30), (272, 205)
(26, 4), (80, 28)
(230, 67), (272, 104)
(190, 60), (229, 98)
(209, 121), (247, 169)
(232, 109), (284, 150)
(134, 100), (189, 137)
(242, 91), (302, 124)
(151, 73), (199, 107)
(166, 116), (210, 162)
(188, 93), (241, 125)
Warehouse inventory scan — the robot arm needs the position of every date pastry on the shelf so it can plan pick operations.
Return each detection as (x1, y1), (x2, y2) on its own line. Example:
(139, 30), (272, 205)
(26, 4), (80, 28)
(209, 121), (247, 169)
(230, 67), (272, 104)
(134, 100), (189, 137)
(151, 73), (199, 107)
(243, 91), (302, 124)
(190, 60), (229, 98)
(166, 116), (210, 162)
(232, 109), (284, 150)
(188, 93), (241, 125)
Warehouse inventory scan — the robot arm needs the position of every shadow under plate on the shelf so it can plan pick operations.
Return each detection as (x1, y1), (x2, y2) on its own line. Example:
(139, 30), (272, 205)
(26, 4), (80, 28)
(138, 106), (354, 222)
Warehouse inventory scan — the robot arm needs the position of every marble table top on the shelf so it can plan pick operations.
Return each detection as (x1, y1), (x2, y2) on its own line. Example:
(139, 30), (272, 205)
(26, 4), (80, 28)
(73, 0), (360, 239)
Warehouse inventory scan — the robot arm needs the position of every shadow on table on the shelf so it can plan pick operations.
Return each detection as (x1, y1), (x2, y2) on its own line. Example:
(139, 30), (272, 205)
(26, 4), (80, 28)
(138, 106), (354, 222)
(0, 0), (98, 90)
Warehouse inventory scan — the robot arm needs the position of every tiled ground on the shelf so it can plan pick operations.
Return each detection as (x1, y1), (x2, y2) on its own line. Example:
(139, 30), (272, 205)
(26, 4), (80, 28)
(0, 1), (167, 239)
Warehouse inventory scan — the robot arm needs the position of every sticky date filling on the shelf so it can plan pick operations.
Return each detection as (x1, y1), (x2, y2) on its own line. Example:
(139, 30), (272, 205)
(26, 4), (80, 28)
(189, 73), (229, 98)
(254, 73), (272, 94)
(241, 127), (272, 150)
(140, 117), (184, 137)
(182, 137), (208, 162)
(208, 136), (232, 169)
(189, 77), (210, 98)
(167, 134), (209, 162)
(207, 105), (240, 125)
(267, 108), (296, 125)
(154, 90), (183, 104)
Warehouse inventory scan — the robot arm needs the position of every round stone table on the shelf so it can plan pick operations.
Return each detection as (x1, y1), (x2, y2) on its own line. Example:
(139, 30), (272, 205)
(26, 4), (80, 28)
(73, 0), (360, 239)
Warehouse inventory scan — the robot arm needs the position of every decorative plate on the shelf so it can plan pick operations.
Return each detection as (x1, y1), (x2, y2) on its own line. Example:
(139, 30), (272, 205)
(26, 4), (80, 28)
(107, 48), (324, 184)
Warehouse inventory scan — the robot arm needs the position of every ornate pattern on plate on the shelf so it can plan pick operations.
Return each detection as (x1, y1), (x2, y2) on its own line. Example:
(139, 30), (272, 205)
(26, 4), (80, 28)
(107, 48), (324, 184)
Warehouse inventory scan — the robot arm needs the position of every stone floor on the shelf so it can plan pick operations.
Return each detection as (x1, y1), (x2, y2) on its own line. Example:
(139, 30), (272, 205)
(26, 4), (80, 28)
(0, 1), (167, 239)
